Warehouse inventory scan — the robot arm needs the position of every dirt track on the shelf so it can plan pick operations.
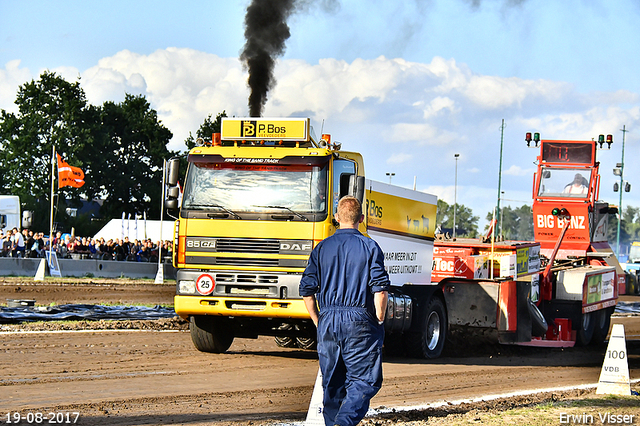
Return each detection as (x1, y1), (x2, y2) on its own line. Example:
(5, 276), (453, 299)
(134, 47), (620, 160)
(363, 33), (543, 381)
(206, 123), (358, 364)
(1, 279), (639, 425)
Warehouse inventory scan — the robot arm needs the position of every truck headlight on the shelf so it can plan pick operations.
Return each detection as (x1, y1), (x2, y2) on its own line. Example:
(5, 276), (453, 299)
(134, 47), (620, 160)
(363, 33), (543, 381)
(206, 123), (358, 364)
(178, 280), (196, 294)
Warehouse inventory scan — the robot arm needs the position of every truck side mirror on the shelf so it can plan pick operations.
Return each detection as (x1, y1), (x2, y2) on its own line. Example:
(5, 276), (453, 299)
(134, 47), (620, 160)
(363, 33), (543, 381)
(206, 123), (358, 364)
(165, 186), (180, 211)
(348, 175), (365, 206)
(166, 158), (180, 187)
(21, 210), (33, 229)
(165, 199), (179, 210)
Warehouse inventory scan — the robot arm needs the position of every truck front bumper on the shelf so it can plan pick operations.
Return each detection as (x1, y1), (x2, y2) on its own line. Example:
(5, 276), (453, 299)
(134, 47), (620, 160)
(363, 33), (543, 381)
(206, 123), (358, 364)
(174, 295), (310, 320)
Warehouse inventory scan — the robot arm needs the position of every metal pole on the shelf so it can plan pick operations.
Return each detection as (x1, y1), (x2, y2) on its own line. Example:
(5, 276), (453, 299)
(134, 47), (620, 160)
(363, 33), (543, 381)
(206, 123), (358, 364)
(453, 154), (459, 239)
(49, 145), (55, 257)
(386, 172), (395, 184)
(496, 119), (505, 230)
(617, 125), (628, 257)
(500, 191), (504, 237)
(159, 159), (166, 269)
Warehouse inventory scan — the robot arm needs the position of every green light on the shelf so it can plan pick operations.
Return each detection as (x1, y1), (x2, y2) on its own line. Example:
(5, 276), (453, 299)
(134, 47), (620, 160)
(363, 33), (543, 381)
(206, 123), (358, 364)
(534, 133), (540, 142)
(598, 134), (605, 144)
(551, 207), (560, 216)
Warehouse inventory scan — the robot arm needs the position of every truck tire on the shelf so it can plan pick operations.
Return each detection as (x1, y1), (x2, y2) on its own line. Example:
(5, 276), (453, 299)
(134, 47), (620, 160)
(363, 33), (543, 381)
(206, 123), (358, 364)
(274, 336), (296, 348)
(575, 311), (595, 346)
(591, 307), (613, 346)
(190, 315), (234, 353)
(528, 299), (548, 337)
(295, 337), (317, 350)
(406, 297), (447, 359)
(274, 324), (297, 348)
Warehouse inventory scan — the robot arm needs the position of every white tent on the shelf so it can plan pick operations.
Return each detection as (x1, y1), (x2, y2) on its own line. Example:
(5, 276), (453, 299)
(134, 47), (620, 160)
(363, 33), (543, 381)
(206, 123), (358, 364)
(93, 219), (175, 242)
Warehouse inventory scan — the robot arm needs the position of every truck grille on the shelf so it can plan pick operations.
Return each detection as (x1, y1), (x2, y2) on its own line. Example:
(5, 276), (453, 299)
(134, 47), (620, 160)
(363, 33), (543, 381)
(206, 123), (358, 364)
(183, 237), (311, 268)
(216, 238), (280, 254)
(215, 257), (279, 267)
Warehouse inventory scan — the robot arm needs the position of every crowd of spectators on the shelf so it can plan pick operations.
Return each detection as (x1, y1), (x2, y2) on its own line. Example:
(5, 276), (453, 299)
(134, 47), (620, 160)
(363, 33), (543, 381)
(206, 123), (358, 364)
(0, 228), (173, 263)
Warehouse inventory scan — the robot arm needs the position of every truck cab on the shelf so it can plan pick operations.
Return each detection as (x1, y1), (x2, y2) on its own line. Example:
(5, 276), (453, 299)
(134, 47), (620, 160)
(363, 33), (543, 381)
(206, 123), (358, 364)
(165, 118), (366, 352)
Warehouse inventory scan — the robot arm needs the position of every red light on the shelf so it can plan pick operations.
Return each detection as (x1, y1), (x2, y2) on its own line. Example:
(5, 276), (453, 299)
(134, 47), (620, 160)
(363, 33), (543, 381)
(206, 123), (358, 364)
(606, 134), (613, 143)
(525, 132), (532, 143)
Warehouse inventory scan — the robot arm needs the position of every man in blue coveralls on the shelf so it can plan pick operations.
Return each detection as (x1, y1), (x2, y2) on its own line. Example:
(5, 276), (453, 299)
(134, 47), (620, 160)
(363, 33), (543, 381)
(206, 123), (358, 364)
(300, 195), (390, 426)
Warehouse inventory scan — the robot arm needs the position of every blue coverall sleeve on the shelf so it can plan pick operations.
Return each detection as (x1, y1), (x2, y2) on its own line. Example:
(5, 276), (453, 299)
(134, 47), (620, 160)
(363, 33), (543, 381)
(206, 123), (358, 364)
(299, 243), (321, 297)
(369, 242), (390, 294)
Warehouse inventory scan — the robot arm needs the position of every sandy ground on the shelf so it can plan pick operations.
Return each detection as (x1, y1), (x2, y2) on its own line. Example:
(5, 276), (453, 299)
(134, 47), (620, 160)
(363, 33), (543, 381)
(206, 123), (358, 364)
(0, 278), (639, 425)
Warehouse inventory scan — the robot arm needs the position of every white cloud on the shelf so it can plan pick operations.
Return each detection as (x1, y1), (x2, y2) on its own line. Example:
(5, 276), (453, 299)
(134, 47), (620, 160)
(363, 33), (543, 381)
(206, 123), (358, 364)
(503, 165), (534, 177)
(386, 153), (413, 165)
(0, 60), (32, 113)
(2, 48), (640, 225)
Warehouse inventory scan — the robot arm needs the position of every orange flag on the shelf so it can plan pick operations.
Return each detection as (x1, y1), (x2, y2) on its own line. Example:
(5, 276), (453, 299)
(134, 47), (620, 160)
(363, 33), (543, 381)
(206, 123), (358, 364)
(57, 154), (85, 189)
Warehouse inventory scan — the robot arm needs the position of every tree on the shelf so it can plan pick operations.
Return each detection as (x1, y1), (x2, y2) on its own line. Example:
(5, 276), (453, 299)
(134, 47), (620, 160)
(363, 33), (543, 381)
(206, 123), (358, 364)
(486, 205), (534, 241)
(0, 72), (174, 233)
(0, 71), (89, 231)
(91, 95), (173, 220)
(184, 111), (227, 150)
(179, 111), (228, 179)
(436, 199), (479, 237)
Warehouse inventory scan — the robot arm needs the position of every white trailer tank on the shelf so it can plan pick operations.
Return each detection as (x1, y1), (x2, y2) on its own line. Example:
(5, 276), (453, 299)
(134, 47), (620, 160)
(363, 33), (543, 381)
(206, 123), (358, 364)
(364, 179), (437, 287)
(0, 196), (21, 232)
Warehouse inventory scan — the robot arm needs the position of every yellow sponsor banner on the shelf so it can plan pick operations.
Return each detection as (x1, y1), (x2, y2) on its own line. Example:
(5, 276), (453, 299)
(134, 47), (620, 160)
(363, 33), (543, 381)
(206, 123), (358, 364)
(221, 117), (309, 141)
(366, 190), (436, 239)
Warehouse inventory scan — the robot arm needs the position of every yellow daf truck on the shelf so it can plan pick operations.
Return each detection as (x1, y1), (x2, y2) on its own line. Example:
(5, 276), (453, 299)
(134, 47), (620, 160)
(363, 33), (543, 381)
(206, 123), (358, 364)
(165, 117), (452, 356)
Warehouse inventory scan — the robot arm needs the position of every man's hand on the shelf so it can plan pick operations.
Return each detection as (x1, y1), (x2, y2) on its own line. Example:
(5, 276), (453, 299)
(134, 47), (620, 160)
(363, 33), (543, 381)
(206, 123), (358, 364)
(303, 295), (320, 327)
(374, 291), (389, 323)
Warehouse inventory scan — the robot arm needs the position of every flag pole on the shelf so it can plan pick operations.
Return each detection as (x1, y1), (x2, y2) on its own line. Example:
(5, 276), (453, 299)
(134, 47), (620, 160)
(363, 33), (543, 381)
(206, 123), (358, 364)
(49, 145), (55, 256)
(155, 159), (166, 284)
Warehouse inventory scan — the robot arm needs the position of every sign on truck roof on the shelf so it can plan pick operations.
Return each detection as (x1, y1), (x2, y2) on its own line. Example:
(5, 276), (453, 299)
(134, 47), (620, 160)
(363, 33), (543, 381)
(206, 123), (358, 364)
(221, 117), (310, 141)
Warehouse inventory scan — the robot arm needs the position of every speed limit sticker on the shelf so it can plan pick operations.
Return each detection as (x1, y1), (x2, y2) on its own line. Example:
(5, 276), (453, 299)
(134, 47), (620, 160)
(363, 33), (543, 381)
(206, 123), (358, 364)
(196, 274), (215, 295)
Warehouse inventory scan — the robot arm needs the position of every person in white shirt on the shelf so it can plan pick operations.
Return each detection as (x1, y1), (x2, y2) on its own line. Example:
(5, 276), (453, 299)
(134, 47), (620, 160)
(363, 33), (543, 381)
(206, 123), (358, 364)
(10, 227), (25, 257)
(563, 173), (588, 195)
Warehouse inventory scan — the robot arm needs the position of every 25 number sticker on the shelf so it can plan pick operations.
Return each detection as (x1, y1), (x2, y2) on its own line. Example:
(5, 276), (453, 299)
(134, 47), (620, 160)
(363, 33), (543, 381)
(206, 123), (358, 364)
(196, 274), (215, 295)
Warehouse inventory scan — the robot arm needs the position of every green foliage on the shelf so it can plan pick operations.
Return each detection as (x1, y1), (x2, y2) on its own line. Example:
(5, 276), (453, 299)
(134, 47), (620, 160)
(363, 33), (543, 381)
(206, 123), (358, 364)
(608, 205), (640, 250)
(0, 72), (175, 233)
(437, 199), (479, 237)
(184, 111), (226, 150)
(486, 204), (534, 241)
(179, 111), (228, 180)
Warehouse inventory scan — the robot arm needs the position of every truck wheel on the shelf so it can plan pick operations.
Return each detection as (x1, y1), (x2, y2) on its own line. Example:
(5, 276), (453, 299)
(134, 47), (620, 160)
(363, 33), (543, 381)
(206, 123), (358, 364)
(528, 299), (548, 337)
(406, 297), (447, 359)
(575, 312), (595, 346)
(190, 316), (234, 353)
(591, 307), (613, 346)
(274, 324), (297, 348)
(274, 336), (296, 348)
(295, 337), (317, 350)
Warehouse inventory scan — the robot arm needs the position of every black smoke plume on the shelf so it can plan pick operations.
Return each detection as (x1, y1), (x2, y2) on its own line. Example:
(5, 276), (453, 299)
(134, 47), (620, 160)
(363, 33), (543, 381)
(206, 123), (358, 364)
(241, 0), (297, 117)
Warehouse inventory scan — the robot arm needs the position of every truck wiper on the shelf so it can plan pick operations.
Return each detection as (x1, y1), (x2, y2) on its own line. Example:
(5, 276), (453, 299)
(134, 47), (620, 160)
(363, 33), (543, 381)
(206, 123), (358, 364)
(253, 205), (309, 221)
(186, 204), (242, 220)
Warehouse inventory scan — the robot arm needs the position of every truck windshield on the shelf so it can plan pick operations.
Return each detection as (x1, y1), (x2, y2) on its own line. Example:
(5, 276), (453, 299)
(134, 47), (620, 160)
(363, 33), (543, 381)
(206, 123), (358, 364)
(182, 162), (328, 214)
(537, 167), (592, 198)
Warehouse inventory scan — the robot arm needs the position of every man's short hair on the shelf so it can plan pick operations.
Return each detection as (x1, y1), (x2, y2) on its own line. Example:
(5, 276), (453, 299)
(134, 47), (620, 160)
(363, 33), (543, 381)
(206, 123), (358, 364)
(337, 196), (362, 225)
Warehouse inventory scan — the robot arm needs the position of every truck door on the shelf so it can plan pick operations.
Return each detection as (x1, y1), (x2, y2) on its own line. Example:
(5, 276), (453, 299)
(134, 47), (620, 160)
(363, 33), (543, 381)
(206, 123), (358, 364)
(332, 159), (356, 214)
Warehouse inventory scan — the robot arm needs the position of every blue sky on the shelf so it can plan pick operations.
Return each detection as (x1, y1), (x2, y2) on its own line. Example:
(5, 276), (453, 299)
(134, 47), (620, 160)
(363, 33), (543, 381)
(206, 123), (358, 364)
(1, 0), (639, 228)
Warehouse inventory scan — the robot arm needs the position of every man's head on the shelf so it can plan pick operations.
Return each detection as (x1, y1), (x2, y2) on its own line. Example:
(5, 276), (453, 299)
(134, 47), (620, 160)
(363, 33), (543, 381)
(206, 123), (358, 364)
(336, 196), (364, 228)
(574, 173), (584, 185)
